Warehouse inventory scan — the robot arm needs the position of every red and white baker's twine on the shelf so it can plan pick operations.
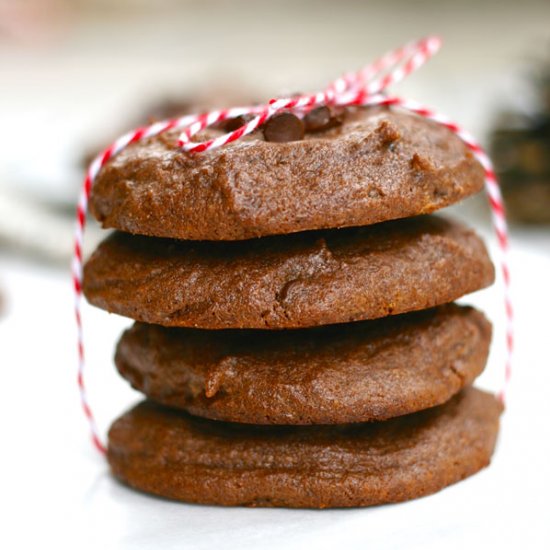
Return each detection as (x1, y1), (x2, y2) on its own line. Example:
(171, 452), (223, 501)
(73, 36), (513, 454)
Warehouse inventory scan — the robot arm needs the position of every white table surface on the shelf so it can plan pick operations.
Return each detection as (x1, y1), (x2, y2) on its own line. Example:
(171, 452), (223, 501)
(1, 228), (549, 550)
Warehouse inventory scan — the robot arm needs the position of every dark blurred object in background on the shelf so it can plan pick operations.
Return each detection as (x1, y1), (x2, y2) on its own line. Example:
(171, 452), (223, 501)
(490, 58), (550, 224)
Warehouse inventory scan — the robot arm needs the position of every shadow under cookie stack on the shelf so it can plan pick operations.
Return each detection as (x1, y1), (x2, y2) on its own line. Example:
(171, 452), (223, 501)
(83, 106), (502, 508)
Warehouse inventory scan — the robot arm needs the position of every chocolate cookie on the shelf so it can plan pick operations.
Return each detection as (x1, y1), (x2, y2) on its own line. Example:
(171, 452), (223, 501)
(115, 305), (491, 424)
(83, 215), (494, 329)
(90, 107), (484, 241)
(107, 387), (502, 508)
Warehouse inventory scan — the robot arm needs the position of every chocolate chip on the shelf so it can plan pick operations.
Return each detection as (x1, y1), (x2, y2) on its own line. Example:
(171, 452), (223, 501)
(304, 106), (346, 132)
(263, 113), (305, 143)
(222, 114), (255, 132)
(304, 106), (331, 131)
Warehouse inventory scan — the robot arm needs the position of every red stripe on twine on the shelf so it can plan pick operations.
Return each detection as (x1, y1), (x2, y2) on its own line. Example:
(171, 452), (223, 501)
(73, 36), (512, 454)
(90, 433), (106, 454)
(74, 241), (82, 262)
(129, 127), (148, 144)
(443, 121), (460, 133)
(84, 174), (92, 196)
(73, 277), (81, 295)
(489, 195), (505, 216)
(497, 230), (509, 250)
(502, 263), (511, 286)
(486, 168), (497, 181)
(100, 145), (115, 166)
(76, 206), (86, 228)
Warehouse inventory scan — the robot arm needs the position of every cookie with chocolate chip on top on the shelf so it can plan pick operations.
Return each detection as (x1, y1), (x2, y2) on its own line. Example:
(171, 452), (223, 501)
(90, 107), (485, 241)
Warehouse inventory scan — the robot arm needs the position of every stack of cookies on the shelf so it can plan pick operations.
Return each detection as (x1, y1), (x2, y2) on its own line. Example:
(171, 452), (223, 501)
(83, 106), (502, 508)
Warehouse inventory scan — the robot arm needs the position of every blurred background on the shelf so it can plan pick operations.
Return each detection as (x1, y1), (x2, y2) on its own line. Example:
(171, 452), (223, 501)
(1, 1), (549, 548)
(1, 0), (550, 260)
